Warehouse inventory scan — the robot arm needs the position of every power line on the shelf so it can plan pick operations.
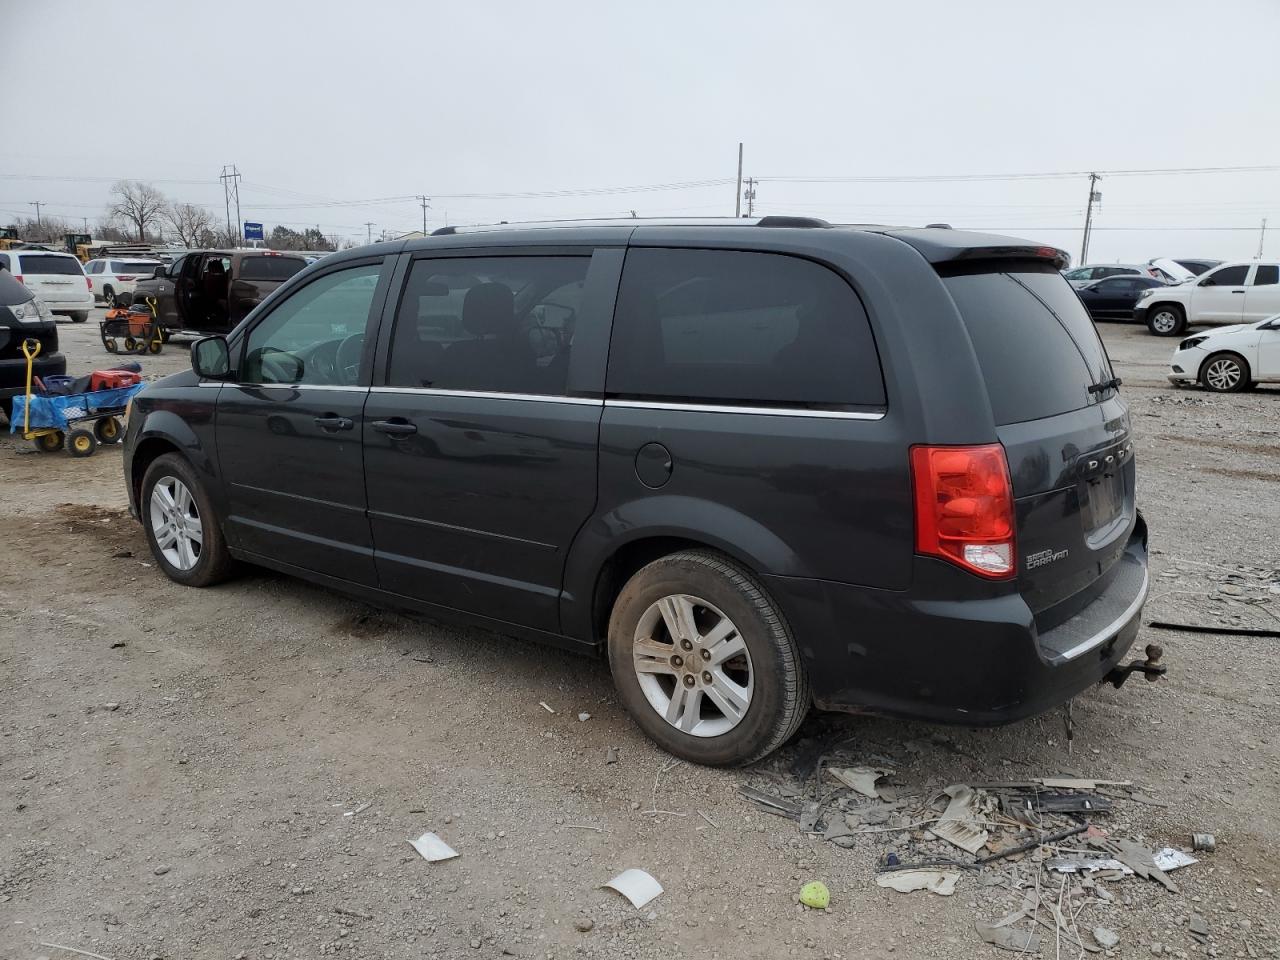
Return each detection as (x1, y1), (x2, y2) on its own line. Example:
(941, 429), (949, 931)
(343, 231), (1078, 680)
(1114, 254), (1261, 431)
(758, 163), (1280, 184)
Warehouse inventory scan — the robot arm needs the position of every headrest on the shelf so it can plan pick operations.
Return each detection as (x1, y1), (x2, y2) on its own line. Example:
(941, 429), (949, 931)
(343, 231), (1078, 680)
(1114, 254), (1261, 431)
(461, 282), (514, 336)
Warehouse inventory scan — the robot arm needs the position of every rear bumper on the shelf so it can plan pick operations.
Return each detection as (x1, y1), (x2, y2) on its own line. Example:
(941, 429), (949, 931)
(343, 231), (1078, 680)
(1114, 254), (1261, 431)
(0, 353), (67, 398)
(768, 514), (1150, 725)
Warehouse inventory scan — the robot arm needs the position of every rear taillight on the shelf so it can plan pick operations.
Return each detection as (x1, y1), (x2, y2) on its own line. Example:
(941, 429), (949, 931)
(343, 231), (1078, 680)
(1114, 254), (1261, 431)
(910, 443), (1016, 579)
(116, 275), (135, 281)
(86, 277), (92, 290)
(14, 275), (23, 284)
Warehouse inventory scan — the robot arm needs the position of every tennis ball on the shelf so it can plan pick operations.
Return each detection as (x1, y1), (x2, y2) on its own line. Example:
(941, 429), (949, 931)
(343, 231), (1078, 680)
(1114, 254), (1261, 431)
(799, 880), (830, 909)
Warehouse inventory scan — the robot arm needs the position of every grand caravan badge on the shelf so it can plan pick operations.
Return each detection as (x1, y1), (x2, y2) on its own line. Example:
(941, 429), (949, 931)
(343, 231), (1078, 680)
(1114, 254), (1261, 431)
(1026, 547), (1069, 570)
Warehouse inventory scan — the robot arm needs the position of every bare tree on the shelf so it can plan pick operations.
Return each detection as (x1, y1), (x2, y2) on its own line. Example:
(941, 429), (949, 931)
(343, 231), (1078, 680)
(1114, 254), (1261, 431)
(3, 216), (71, 244)
(94, 221), (133, 243)
(108, 180), (167, 242)
(164, 202), (216, 248)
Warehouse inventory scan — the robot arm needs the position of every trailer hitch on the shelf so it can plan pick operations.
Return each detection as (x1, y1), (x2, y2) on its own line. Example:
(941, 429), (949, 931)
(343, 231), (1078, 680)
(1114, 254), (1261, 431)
(1105, 643), (1166, 689)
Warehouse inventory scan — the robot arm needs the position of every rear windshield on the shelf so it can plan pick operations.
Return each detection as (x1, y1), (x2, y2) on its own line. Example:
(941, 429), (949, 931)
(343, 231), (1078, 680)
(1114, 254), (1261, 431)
(18, 254), (83, 276)
(112, 260), (159, 273)
(943, 265), (1114, 426)
(239, 256), (306, 282)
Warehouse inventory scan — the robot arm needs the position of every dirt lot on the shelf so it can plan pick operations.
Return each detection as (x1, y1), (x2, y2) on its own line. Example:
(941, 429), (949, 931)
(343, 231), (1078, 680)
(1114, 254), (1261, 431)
(2, 311), (1278, 960)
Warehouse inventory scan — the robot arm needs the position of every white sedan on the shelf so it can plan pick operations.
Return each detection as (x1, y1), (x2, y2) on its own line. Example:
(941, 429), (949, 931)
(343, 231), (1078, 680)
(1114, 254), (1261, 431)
(1168, 315), (1280, 392)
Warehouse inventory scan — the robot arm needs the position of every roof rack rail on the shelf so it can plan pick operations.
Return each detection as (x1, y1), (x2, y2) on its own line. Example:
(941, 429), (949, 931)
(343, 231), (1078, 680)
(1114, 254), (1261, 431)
(924, 222), (953, 229)
(755, 216), (830, 229)
(431, 226), (458, 236)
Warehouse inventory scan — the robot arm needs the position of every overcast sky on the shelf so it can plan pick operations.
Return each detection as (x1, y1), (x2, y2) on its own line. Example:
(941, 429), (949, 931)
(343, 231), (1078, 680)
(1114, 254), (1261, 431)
(5, 0), (1279, 262)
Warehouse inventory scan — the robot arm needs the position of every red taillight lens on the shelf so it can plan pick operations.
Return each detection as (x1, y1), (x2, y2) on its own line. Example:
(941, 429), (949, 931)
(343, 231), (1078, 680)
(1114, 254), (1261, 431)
(86, 276), (92, 290)
(15, 275), (23, 284)
(910, 443), (1016, 579)
(116, 275), (135, 281)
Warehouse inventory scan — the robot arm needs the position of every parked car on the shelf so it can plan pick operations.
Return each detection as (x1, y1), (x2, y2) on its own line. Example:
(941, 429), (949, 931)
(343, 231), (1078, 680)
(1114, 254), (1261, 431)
(1076, 275), (1168, 321)
(1134, 260), (1280, 336)
(130, 249), (308, 336)
(1167, 314), (1280, 392)
(122, 219), (1150, 766)
(0, 269), (65, 421)
(1063, 263), (1162, 287)
(1170, 258), (1222, 276)
(0, 249), (93, 321)
(84, 257), (164, 307)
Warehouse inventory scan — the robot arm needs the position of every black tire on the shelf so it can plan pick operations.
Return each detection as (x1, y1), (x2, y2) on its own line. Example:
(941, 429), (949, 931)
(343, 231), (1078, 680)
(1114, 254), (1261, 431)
(607, 550), (810, 766)
(104, 337), (118, 354)
(94, 416), (123, 443)
(1146, 303), (1186, 337)
(67, 428), (97, 458)
(70, 311), (89, 323)
(1200, 352), (1251, 393)
(124, 337), (138, 352)
(140, 453), (234, 587)
(147, 339), (162, 354)
(33, 431), (64, 453)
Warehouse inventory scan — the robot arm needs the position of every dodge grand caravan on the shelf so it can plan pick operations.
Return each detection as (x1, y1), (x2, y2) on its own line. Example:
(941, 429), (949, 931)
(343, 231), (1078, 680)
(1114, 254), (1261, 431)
(122, 219), (1153, 765)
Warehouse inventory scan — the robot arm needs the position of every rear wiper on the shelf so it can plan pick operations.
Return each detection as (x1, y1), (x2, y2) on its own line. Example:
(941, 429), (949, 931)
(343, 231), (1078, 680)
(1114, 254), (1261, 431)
(1087, 376), (1123, 395)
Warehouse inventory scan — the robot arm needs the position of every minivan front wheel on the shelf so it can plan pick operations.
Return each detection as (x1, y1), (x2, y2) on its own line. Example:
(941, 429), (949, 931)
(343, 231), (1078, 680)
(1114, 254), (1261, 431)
(607, 550), (809, 766)
(141, 453), (233, 586)
(1147, 305), (1185, 337)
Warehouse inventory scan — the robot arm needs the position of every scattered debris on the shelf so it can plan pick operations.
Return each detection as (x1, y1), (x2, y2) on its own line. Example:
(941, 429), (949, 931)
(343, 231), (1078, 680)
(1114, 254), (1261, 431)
(578, 712), (591, 722)
(539, 701), (556, 714)
(605, 747), (619, 764)
(344, 801), (372, 817)
(109, 641), (126, 649)
(799, 880), (830, 909)
(38, 944), (115, 960)
(976, 921), (1041, 953)
(603, 869), (663, 909)
(564, 823), (603, 832)
(697, 810), (718, 829)
(1092, 926), (1120, 950)
(738, 786), (805, 820)
(1189, 913), (1210, 938)
(1191, 832), (1216, 852)
(333, 907), (374, 920)
(827, 766), (892, 798)
(928, 784), (993, 854)
(574, 918), (594, 933)
(408, 832), (458, 862)
(103, 702), (120, 712)
(152, 865), (170, 876)
(876, 869), (961, 896)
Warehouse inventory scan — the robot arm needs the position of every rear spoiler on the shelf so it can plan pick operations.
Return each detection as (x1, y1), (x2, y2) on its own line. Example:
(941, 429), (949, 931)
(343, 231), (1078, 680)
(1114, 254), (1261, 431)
(885, 228), (1070, 271)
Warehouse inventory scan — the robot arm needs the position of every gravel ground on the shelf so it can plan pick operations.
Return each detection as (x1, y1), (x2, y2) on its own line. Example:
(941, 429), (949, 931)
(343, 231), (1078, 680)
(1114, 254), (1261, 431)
(1, 311), (1277, 960)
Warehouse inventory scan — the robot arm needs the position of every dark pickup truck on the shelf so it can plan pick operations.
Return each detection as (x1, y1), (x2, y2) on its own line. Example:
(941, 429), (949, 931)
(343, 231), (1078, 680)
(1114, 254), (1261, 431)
(131, 250), (308, 336)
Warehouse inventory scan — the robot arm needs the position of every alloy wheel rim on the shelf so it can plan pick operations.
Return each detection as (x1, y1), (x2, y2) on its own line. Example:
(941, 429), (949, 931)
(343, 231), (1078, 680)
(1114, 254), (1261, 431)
(1152, 311), (1177, 333)
(1206, 359), (1240, 390)
(632, 594), (753, 737)
(149, 477), (203, 570)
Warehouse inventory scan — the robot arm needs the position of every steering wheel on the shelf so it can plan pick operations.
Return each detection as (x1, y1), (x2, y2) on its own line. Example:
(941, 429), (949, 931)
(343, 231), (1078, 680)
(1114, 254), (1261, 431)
(335, 333), (364, 385)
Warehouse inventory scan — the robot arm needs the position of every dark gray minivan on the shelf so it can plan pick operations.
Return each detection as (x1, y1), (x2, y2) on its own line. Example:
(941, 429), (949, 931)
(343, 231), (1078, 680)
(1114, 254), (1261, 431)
(122, 218), (1151, 765)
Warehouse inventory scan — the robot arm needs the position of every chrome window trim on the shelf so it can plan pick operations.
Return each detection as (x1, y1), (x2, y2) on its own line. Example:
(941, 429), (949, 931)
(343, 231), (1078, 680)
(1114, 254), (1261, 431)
(369, 386), (603, 406)
(604, 399), (886, 421)
(215, 382), (369, 392)
(1053, 566), (1150, 662)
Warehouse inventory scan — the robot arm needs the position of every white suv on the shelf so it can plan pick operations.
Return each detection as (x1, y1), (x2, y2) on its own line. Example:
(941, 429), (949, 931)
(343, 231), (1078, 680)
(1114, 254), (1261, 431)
(85, 257), (164, 307)
(0, 249), (93, 321)
(1135, 260), (1280, 337)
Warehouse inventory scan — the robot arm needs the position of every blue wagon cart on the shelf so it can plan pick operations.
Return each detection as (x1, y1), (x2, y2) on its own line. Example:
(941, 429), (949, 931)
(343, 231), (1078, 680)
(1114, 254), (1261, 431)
(10, 339), (145, 457)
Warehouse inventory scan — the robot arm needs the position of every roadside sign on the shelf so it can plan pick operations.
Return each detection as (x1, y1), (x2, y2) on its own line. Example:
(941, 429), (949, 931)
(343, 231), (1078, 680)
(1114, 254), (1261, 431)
(243, 222), (264, 241)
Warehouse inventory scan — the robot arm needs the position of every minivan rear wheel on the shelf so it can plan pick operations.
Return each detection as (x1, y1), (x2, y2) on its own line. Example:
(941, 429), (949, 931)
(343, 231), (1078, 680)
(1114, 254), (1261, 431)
(141, 453), (234, 587)
(1147, 304), (1185, 337)
(607, 550), (809, 766)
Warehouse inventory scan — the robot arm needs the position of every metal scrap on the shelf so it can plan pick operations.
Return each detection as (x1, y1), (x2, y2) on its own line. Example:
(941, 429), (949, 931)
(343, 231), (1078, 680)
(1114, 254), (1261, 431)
(737, 786), (805, 820)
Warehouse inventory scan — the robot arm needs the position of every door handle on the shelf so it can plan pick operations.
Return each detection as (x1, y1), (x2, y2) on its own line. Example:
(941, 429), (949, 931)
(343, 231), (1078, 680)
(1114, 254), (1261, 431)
(314, 414), (354, 431)
(371, 417), (418, 438)
(1231, 289), (1245, 294)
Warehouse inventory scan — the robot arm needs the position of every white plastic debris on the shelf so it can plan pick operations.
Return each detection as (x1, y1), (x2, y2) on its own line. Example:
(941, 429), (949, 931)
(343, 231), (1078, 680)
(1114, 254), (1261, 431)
(827, 766), (893, 798)
(578, 712), (591, 722)
(928, 784), (992, 854)
(1153, 848), (1197, 871)
(875, 869), (960, 896)
(1092, 926), (1120, 950)
(603, 869), (664, 908)
(539, 701), (556, 714)
(408, 832), (458, 862)
(344, 801), (372, 817)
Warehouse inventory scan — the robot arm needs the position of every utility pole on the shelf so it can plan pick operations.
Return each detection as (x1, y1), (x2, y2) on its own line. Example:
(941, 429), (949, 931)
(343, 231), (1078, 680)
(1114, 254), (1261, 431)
(1080, 172), (1101, 265)
(82, 217), (89, 232)
(1257, 217), (1268, 259)
(735, 142), (744, 217)
(365, 222), (375, 244)
(219, 164), (242, 245)
(417, 195), (431, 235)
(743, 177), (758, 218)
(29, 201), (43, 225)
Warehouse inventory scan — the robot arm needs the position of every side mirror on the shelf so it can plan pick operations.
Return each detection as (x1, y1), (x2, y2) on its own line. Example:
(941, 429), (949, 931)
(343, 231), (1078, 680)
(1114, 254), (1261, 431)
(191, 336), (231, 379)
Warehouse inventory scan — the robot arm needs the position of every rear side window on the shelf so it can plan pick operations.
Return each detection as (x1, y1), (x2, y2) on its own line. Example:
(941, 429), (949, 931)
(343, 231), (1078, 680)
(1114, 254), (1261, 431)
(943, 267), (1112, 426)
(239, 256), (306, 281)
(607, 249), (884, 408)
(1252, 265), (1278, 286)
(387, 256), (591, 396)
(18, 254), (83, 276)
